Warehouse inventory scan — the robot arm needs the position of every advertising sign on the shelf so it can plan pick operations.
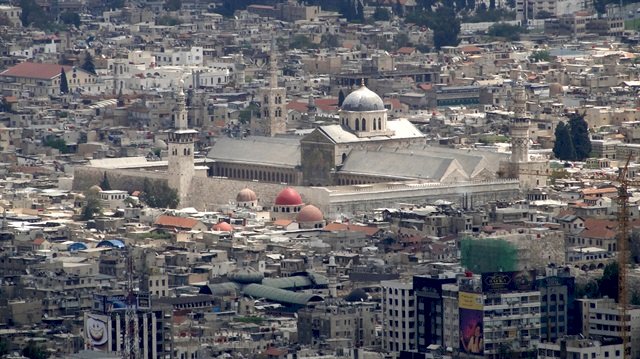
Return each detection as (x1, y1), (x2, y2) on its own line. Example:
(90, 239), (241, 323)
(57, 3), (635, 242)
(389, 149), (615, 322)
(481, 270), (536, 294)
(459, 292), (483, 356)
(85, 313), (110, 351)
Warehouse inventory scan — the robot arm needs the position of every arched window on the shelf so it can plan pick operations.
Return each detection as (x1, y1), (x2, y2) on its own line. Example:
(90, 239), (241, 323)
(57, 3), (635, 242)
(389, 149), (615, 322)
(362, 118), (367, 131)
(183, 148), (187, 155)
(355, 118), (360, 131)
(378, 118), (382, 130)
(373, 119), (377, 130)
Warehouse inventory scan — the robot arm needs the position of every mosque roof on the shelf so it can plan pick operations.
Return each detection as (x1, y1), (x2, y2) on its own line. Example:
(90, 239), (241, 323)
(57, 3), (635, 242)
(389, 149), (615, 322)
(242, 284), (323, 306)
(313, 119), (424, 144)
(275, 187), (303, 206)
(236, 188), (257, 202)
(296, 205), (323, 223)
(341, 85), (385, 112)
(207, 136), (300, 168)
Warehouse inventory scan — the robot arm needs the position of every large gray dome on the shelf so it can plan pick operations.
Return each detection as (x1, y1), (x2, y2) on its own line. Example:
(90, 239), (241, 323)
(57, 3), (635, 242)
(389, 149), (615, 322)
(341, 85), (385, 112)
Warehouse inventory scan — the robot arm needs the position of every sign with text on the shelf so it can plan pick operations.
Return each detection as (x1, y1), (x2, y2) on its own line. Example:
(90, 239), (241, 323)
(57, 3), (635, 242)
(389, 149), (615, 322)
(481, 270), (536, 293)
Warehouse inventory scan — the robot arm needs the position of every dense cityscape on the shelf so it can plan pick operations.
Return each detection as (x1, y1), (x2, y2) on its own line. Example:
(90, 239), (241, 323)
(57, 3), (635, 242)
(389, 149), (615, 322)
(2, 0), (640, 358)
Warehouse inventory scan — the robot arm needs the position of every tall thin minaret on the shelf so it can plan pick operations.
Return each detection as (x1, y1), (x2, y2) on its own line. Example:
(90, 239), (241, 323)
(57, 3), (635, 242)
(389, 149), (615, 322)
(251, 39), (287, 136)
(510, 81), (530, 163)
(168, 80), (197, 207)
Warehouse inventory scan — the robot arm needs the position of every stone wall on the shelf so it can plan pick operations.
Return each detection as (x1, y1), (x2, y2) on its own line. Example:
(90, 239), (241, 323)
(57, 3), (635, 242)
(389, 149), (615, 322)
(72, 167), (169, 192)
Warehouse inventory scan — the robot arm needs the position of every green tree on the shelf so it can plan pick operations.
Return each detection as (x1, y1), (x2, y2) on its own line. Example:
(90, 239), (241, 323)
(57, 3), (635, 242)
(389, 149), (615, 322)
(81, 51), (96, 75)
(393, 0), (404, 16)
(529, 50), (551, 62)
(569, 112), (592, 161)
(320, 33), (340, 48)
(372, 6), (391, 21)
(19, 0), (50, 28)
(60, 11), (80, 27)
(432, 6), (460, 48)
(22, 341), (49, 359)
(156, 15), (182, 26)
(239, 103), (258, 124)
(164, 0), (181, 11)
(0, 337), (9, 356)
(140, 178), (179, 209)
(632, 290), (640, 306)
(100, 172), (111, 191)
(487, 23), (523, 41)
(338, 89), (345, 107)
(43, 136), (70, 153)
(553, 121), (576, 161)
(290, 35), (317, 50)
(395, 33), (410, 49)
(59, 68), (69, 94)
(598, 262), (619, 302)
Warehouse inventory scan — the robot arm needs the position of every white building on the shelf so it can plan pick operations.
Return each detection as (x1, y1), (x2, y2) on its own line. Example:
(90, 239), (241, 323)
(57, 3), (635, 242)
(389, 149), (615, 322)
(381, 280), (416, 357)
(579, 297), (640, 358)
(0, 5), (22, 27)
(516, 0), (590, 21)
(99, 190), (129, 210)
(538, 338), (624, 359)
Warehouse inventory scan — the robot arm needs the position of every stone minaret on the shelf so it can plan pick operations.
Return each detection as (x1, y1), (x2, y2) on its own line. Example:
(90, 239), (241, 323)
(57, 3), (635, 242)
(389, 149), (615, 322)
(510, 82), (529, 163)
(252, 40), (287, 136)
(168, 80), (197, 207)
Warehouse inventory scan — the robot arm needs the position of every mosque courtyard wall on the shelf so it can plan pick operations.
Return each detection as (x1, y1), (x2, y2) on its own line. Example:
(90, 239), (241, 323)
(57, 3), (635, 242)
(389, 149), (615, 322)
(74, 166), (520, 217)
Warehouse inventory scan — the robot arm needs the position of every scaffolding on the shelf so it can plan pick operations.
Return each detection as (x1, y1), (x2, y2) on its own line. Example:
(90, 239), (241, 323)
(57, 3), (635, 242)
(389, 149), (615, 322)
(460, 238), (518, 274)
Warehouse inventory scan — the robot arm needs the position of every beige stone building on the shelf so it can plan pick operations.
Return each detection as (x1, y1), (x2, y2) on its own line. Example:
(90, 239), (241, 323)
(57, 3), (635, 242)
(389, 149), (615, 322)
(0, 62), (99, 97)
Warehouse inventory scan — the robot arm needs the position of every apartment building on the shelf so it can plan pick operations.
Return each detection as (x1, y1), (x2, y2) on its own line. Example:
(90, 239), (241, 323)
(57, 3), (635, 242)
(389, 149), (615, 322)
(382, 280), (416, 356)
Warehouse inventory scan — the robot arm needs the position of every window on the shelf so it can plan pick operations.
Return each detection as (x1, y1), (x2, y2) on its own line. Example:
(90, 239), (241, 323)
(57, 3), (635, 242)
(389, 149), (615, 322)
(362, 118), (367, 131)
(355, 119), (360, 131)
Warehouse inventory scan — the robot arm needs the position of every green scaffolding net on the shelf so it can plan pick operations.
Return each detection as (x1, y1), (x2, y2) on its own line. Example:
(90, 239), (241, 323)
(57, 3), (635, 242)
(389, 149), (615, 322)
(460, 238), (518, 274)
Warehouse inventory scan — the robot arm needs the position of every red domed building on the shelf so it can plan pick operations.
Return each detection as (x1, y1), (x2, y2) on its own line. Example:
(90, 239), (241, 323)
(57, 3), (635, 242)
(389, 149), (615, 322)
(212, 221), (234, 232)
(296, 204), (325, 229)
(272, 187), (304, 221)
(236, 188), (258, 208)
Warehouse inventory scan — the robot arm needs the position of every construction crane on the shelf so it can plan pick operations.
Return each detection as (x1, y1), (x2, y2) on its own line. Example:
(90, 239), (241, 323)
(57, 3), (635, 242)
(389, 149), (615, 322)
(613, 156), (639, 359)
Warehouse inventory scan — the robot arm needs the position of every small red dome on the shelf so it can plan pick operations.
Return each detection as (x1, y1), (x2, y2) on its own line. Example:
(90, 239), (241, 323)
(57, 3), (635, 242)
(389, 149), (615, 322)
(236, 188), (257, 202)
(275, 187), (303, 206)
(213, 221), (233, 232)
(296, 205), (323, 223)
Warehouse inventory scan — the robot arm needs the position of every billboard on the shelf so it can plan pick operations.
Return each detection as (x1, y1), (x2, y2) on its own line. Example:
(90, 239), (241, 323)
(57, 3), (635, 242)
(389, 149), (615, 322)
(481, 270), (536, 294)
(85, 313), (110, 351)
(459, 292), (483, 356)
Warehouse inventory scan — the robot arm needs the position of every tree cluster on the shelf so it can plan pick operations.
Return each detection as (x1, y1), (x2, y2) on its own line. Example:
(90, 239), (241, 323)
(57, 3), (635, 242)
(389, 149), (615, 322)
(340, 0), (364, 23)
(140, 178), (179, 209)
(487, 23), (525, 41)
(552, 113), (592, 161)
(43, 136), (70, 153)
(529, 50), (551, 63)
(406, 5), (460, 49)
(80, 51), (96, 75)
(576, 262), (640, 305)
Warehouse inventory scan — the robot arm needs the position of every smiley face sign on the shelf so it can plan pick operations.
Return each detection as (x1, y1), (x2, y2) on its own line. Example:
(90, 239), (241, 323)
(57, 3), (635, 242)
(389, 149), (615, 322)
(85, 314), (109, 349)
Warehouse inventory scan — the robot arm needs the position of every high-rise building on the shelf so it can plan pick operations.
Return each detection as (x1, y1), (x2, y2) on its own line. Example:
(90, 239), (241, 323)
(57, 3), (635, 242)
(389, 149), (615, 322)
(84, 293), (173, 358)
(446, 271), (542, 358)
(382, 280), (416, 356)
(578, 297), (640, 358)
(297, 300), (376, 349)
(413, 275), (457, 352)
(536, 267), (578, 342)
(167, 81), (197, 206)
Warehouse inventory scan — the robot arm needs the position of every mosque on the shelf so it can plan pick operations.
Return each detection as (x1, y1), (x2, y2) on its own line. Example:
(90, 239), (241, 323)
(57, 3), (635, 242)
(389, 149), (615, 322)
(73, 51), (539, 216)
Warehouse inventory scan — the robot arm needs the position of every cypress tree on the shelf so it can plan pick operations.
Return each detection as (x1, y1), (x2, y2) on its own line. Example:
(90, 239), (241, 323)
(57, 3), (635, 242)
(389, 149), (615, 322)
(338, 89), (345, 107)
(59, 68), (69, 94)
(100, 172), (111, 190)
(569, 112), (592, 161)
(553, 121), (576, 161)
(81, 51), (96, 75)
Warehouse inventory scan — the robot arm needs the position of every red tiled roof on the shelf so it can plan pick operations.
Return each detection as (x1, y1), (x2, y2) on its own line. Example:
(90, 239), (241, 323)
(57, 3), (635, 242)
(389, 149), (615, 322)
(287, 101), (308, 113)
(264, 347), (287, 356)
(460, 45), (482, 54)
(581, 187), (617, 196)
(33, 238), (46, 245)
(273, 219), (294, 227)
(580, 218), (617, 240)
(0, 62), (72, 80)
(397, 47), (416, 55)
(315, 98), (339, 113)
(155, 215), (199, 229)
